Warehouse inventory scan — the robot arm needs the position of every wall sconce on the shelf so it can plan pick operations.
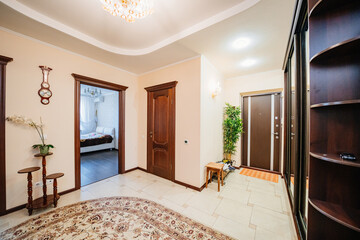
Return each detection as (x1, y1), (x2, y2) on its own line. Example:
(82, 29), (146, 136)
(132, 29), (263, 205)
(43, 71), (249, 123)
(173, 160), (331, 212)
(212, 82), (221, 98)
(38, 66), (53, 105)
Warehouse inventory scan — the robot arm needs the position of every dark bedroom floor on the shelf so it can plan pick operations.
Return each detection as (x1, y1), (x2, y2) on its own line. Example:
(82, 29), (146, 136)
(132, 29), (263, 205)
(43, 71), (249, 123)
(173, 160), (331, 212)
(81, 150), (118, 186)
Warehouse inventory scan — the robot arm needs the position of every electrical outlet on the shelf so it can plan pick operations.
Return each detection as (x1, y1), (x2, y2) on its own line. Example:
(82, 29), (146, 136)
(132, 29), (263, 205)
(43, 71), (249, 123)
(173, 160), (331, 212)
(47, 179), (53, 184)
(35, 181), (42, 187)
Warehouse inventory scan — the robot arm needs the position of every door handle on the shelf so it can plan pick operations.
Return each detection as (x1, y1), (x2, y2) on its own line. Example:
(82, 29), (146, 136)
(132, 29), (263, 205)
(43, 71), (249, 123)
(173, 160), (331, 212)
(272, 132), (279, 135)
(291, 133), (295, 136)
(149, 131), (153, 138)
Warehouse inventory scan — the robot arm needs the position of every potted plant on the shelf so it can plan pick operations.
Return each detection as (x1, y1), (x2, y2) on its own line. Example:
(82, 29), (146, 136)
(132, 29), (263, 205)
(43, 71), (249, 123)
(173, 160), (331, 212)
(223, 103), (243, 164)
(6, 115), (54, 155)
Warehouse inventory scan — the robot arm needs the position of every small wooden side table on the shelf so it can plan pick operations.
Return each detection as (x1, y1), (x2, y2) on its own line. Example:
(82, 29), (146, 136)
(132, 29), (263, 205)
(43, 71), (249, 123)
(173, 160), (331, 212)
(46, 173), (64, 207)
(205, 162), (224, 192)
(18, 153), (64, 215)
(17, 167), (41, 215)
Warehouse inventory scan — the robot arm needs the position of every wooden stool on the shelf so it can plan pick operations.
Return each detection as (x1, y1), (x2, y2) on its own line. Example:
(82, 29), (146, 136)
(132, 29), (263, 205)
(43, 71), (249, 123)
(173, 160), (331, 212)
(18, 167), (41, 215)
(46, 173), (64, 207)
(205, 162), (224, 192)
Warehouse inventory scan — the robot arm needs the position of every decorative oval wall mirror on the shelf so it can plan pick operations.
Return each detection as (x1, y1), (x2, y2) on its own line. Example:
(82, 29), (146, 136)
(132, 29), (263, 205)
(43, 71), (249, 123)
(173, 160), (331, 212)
(38, 66), (53, 105)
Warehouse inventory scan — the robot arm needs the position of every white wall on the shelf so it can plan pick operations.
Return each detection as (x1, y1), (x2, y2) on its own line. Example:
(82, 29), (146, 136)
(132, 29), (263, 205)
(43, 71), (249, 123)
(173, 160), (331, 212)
(2, 29), (138, 209)
(97, 92), (119, 149)
(224, 69), (284, 168)
(200, 56), (224, 186)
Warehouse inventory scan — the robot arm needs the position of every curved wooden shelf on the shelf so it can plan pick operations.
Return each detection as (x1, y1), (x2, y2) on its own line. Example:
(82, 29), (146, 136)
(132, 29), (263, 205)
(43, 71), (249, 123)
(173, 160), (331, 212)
(309, 0), (341, 17)
(46, 173), (64, 179)
(311, 99), (360, 108)
(18, 167), (40, 174)
(28, 194), (59, 209)
(310, 37), (360, 63)
(309, 199), (360, 232)
(310, 152), (360, 168)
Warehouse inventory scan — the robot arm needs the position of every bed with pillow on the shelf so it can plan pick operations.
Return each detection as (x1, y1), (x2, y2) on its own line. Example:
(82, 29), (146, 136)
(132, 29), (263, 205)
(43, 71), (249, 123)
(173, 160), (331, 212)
(80, 126), (115, 153)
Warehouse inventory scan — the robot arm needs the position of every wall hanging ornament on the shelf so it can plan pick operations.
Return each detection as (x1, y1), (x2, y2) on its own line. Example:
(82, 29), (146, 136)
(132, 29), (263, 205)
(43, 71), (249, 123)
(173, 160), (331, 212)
(38, 66), (53, 105)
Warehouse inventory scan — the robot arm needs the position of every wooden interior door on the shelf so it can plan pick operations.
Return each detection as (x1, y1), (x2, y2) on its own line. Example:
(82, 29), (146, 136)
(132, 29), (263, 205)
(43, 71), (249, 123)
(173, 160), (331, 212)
(146, 82), (177, 181)
(242, 93), (281, 172)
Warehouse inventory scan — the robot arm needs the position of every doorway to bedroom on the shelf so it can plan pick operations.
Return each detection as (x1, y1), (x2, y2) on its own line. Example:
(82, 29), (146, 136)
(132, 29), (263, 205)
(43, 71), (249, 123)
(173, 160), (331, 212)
(73, 73), (127, 189)
(80, 84), (119, 186)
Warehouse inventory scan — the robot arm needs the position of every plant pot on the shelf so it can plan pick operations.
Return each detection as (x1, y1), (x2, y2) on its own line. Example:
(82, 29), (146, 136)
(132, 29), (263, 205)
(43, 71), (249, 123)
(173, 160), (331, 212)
(39, 145), (50, 155)
(225, 153), (231, 160)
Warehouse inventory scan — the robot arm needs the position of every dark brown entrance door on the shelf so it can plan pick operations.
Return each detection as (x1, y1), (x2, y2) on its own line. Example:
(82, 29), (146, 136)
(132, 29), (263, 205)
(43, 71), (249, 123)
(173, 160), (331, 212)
(242, 92), (281, 172)
(145, 82), (177, 181)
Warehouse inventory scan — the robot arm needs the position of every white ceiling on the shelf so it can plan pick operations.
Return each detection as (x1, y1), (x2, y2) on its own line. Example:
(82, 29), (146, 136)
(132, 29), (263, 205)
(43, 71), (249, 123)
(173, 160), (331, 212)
(0, 0), (295, 78)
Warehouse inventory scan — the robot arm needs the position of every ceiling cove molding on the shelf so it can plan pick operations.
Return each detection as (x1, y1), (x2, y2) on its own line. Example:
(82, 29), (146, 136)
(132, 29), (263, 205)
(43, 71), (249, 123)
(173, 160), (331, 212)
(139, 55), (201, 77)
(0, 26), (138, 77)
(1, 0), (261, 56)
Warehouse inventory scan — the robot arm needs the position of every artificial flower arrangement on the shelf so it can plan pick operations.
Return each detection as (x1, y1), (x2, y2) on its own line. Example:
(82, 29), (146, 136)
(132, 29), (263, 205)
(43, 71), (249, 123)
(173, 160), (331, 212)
(6, 115), (54, 155)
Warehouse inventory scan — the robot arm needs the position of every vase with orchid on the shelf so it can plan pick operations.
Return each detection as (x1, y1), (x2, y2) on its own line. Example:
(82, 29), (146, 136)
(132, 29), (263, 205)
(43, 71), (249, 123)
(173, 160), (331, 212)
(6, 115), (54, 155)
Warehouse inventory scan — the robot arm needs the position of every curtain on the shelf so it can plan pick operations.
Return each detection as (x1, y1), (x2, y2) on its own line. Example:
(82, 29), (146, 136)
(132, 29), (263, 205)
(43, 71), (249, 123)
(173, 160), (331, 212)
(80, 96), (97, 134)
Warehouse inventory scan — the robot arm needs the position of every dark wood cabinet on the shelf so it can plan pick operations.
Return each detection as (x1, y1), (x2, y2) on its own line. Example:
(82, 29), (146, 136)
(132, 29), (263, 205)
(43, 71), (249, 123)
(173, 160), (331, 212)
(307, 0), (360, 238)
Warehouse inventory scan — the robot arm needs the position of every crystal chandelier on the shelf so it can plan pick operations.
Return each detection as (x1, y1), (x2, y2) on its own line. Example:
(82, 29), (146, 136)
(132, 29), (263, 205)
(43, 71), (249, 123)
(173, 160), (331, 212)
(99, 0), (154, 23)
(84, 87), (102, 98)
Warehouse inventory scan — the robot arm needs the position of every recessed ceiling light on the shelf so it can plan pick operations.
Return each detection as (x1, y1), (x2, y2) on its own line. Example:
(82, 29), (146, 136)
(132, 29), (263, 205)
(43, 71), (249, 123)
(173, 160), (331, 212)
(241, 59), (257, 67)
(233, 38), (251, 49)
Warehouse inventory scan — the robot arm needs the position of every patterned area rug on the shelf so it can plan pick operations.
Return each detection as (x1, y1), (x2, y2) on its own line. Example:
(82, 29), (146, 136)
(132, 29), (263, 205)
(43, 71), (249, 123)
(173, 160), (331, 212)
(0, 197), (233, 240)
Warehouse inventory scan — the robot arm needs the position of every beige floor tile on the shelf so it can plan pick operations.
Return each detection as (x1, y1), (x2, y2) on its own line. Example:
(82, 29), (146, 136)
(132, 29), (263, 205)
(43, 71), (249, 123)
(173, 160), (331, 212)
(157, 198), (187, 214)
(251, 206), (296, 239)
(0, 169), (297, 240)
(205, 180), (226, 193)
(248, 181), (276, 195)
(220, 184), (250, 204)
(226, 173), (249, 186)
(57, 189), (96, 207)
(255, 227), (286, 240)
(214, 198), (253, 226)
(212, 216), (256, 240)
(182, 206), (218, 227)
(162, 185), (196, 206)
(249, 191), (283, 213)
(201, 188), (222, 199)
(142, 181), (174, 197)
(119, 175), (154, 191)
(186, 191), (222, 215)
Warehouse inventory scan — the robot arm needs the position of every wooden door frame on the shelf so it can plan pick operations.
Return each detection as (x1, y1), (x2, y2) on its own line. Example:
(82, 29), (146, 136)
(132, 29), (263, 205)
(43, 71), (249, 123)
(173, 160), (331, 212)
(72, 74), (128, 190)
(0, 55), (13, 216)
(240, 89), (283, 173)
(145, 81), (177, 182)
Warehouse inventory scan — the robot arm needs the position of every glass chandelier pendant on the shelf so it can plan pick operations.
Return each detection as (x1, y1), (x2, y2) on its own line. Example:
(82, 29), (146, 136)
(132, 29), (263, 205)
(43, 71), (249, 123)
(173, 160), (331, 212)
(99, 0), (154, 23)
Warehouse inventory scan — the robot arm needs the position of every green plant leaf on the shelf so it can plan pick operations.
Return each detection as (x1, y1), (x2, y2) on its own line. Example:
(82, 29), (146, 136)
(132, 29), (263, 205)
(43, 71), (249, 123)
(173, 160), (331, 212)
(223, 103), (243, 154)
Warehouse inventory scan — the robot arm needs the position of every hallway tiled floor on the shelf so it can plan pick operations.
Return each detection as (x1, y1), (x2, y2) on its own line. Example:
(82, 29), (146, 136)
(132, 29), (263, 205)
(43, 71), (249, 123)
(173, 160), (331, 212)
(0, 169), (297, 239)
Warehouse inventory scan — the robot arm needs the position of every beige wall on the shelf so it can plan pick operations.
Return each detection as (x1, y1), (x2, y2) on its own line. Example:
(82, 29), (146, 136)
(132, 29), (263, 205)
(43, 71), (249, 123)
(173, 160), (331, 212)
(1, 29), (138, 209)
(200, 56), (224, 186)
(223, 70), (284, 169)
(1, 27), (285, 210)
(137, 57), (202, 188)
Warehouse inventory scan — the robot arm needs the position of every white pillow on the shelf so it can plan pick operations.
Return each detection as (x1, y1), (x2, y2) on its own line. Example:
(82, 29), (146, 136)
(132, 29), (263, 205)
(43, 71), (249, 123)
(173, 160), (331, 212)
(96, 126), (104, 133)
(103, 127), (114, 136)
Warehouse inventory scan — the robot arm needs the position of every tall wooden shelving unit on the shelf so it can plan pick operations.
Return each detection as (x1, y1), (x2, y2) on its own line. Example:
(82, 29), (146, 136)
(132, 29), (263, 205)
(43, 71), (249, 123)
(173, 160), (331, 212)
(308, 0), (360, 239)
